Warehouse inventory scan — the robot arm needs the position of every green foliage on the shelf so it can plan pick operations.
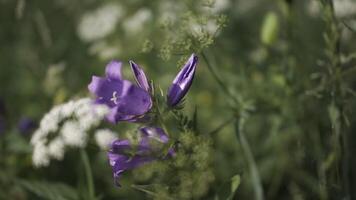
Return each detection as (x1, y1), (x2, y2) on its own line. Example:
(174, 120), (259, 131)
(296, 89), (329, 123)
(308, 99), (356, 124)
(132, 130), (215, 200)
(18, 180), (79, 200)
(1, 0), (356, 199)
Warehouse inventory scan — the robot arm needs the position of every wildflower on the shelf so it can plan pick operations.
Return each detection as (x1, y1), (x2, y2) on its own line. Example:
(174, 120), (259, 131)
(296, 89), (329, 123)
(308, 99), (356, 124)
(130, 61), (150, 92)
(88, 61), (152, 123)
(31, 98), (109, 167)
(77, 3), (123, 42)
(167, 54), (198, 107)
(18, 117), (37, 135)
(108, 127), (173, 186)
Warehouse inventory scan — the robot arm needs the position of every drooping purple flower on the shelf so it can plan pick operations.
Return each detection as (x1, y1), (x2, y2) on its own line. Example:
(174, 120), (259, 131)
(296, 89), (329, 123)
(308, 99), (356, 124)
(88, 61), (152, 123)
(129, 61), (150, 92)
(18, 117), (37, 135)
(167, 53), (198, 107)
(108, 127), (173, 186)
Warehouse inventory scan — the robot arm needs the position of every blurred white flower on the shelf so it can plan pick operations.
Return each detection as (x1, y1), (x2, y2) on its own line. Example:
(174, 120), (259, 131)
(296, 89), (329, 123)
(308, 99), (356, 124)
(48, 138), (65, 160)
(61, 121), (86, 147)
(31, 98), (109, 167)
(123, 8), (152, 34)
(211, 0), (230, 13)
(334, 0), (356, 18)
(95, 129), (117, 150)
(89, 41), (120, 60)
(158, 1), (180, 23)
(308, 0), (356, 18)
(190, 20), (219, 35)
(78, 3), (123, 42)
(33, 140), (50, 167)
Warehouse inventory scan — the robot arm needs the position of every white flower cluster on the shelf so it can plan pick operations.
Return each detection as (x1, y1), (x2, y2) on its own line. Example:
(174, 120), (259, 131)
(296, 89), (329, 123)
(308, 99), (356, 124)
(123, 8), (152, 34)
(77, 3), (123, 42)
(31, 98), (110, 167)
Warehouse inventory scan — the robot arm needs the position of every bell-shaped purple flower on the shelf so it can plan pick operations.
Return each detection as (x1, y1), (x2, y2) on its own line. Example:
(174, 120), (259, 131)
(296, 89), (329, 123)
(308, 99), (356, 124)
(107, 127), (173, 186)
(88, 61), (152, 123)
(167, 53), (198, 107)
(129, 61), (150, 92)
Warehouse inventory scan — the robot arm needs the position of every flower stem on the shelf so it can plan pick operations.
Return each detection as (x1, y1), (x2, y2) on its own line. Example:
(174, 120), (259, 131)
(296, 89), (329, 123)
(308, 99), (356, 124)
(80, 149), (95, 200)
(201, 51), (238, 104)
(235, 116), (264, 200)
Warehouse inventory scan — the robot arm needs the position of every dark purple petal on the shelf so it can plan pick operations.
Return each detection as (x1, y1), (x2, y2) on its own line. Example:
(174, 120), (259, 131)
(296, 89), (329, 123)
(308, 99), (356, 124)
(167, 53), (198, 107)
(108, 139), (155, 186)
(110, 139), (131, 154)
(105, 61), (123, 80)
(129, 61), (150, 92)
(18, 117), (37, 134)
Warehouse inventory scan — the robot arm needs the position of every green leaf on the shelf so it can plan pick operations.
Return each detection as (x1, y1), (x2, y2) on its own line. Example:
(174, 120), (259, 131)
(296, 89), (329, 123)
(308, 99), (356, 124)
(260, 12), (279, 46)
(227, 174), (240, 200)
(18, 179), (79, 200)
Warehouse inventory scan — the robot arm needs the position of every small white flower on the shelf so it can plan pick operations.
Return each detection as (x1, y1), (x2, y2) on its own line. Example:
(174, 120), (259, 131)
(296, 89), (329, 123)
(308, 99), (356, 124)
(78, 3), (123, 42)
(61, 121), (87, 147)
(123, 8), (152, 34)
(31, 97), (109, 167)
(95, 129), (117, 150)
(334, 0), (356, 18)
(33, 141), (50, 168)
(48, 137), (65, 160)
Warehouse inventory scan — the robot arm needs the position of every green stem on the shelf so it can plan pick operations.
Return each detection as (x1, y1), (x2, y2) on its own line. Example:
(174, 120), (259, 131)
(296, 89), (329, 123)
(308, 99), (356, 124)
(235, 116), (264, 200)
(201, 51), (238, 104)
(208, 116), (234, 135)
(80, 149), (95, 200)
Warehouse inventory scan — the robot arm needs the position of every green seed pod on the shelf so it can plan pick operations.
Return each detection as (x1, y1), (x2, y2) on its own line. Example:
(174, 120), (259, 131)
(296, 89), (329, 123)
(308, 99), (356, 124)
(260, 12), (279, 46)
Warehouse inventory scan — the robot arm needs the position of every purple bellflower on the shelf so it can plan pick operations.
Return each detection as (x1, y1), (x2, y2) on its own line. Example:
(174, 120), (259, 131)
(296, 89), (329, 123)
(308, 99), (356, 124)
(88, 61), (152, 123)
(108, 127), (174, 186)
(167, 53), (198, 107)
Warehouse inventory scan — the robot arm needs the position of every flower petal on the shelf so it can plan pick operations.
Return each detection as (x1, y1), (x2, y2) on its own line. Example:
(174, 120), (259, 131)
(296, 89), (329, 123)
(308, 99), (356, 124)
(129, 61), (150, 92)
(115, 80), (152, 116)
(167, 53), (198, 107)
(105, 61), (123, 80)
(89, 76), (124, 107)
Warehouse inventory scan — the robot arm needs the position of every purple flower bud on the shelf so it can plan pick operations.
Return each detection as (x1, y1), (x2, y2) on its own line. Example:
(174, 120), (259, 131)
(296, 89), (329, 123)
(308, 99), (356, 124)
(167, 53), (198, 107)
(129, 61), (150, 92)
(107, 127), (174, 187)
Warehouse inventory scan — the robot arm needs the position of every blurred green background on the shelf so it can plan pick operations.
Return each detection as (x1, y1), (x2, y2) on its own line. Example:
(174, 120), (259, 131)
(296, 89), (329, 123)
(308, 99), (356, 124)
(1, 0), (356, 199)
